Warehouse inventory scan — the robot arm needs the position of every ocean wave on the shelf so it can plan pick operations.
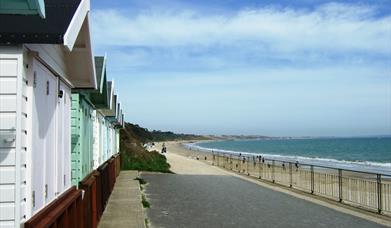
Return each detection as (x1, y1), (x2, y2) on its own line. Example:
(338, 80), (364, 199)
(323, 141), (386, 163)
(184, 143), (391, 175)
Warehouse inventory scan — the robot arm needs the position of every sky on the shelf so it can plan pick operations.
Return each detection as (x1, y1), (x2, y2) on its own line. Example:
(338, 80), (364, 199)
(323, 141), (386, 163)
(90, 0), (391, 137)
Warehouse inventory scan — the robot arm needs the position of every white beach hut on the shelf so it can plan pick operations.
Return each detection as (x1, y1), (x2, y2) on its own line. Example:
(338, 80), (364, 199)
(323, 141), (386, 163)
(99, 81), (117, 164)
(0, 0), (96, 227)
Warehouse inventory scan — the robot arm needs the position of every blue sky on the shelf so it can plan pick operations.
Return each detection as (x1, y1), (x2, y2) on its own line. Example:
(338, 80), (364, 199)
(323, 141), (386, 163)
(90, 0), (391, 137)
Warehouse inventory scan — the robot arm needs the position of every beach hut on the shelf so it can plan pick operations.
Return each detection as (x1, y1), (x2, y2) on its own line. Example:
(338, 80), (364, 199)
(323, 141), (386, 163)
(99, 81), (117, 162)
(110, 102), (124, 155)
(71, 55), (112, 184)
(71, 93), (94, 185)
(0, 0), (96, 226)
(91, 56), (112, 168)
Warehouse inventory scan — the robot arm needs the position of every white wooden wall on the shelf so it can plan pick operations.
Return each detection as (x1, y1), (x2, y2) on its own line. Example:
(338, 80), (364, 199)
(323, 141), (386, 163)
(0, 47), (27, 228)
(92, 110), (100, 169)
(56, 82), (71, 195)
(102, 120), (108, 162)
(98, 114), (105, 166)
(30, 59), (58, 214)
(116, 129), (120, 154)
(27, 57), (73, 218)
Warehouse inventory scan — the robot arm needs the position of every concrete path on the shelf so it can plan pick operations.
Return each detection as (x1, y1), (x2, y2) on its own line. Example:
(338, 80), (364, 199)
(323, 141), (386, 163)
(142, 153), (389, 228)
(99, 171), (145, 228)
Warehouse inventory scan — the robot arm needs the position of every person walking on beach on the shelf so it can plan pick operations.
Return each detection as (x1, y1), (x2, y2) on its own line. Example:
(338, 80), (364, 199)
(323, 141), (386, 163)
(161, 143), (167, 154)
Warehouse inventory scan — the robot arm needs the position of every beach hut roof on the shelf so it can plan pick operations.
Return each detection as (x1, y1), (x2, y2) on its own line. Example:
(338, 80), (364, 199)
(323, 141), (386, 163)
(0, 0), (45, 18)
(100, 81), (116, 117)
(76, 55), (111, 108)
(106, 95), (124, 127)
(94, 56), (106, 92)
(0, 0), (97, 89)
(1, 0), (83, 46)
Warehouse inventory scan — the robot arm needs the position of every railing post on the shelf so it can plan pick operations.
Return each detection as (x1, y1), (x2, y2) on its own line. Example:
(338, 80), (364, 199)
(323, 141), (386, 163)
(377, 174), (382, 214)
(289, 162), (292, 188)
(258, 157), (262, 179)
(230, 154), (232, 170)
(217, 152), (219, 166)
(212, 151), (215, 166)
(310, 165), (314, 194)
(247, 156), (250, 175)
(238, 156), (241, 173)
(272, 160), (275, 183)
(338, 169), (342, 202)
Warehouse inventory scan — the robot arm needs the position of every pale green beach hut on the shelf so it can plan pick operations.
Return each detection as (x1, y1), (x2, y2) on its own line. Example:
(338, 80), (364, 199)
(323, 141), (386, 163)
(71, 56), (113, 185)
(71, 88), (95, 185)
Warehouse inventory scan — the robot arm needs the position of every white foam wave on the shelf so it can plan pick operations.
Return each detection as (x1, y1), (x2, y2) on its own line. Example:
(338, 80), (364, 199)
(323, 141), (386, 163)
(184, 143), (391, 175)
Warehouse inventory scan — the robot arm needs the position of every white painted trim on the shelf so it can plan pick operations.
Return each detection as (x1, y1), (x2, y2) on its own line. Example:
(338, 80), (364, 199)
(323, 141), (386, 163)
(25, 48), (74, 89)
(109, 80), (114, 109)
(37, 0), (45, 18)
(84, 15), (98, 90)
(63, 0), (90, 52)
(100, 54), (107, 93)
(14, 46), (23, 227)
(24, 53), (34, 221)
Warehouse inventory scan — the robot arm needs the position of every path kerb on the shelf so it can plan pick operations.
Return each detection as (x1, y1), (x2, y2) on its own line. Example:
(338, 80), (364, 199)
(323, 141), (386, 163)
(99, 171), (146, 228)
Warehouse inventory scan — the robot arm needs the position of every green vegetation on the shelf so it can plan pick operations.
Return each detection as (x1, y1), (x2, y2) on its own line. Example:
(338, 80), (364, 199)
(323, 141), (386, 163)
(135, 177), (146, 191)
(120, 122), (207, 172)
(123, 122), (209, 144)
(141, 194), (150, 208)
(135, 177), (147, 185)
(120, 122), (171, 172)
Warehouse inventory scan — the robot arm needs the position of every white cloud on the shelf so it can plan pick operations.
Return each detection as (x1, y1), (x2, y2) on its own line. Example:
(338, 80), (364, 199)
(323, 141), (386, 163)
(91, 3), (391, 55)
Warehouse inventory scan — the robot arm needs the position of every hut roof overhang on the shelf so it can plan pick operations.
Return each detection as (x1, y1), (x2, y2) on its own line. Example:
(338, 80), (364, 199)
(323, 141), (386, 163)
(99, 81), (116, 117)
(0, 0), (45, 18)
(0, 0), (97, 89)
(106, 96), (124, 128)
(74, 55), (110, 108)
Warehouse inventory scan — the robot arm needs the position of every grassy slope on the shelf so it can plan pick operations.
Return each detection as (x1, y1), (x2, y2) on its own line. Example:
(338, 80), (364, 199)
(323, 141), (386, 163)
(120, 123), (171, 172)
(120, 123), (208, 172)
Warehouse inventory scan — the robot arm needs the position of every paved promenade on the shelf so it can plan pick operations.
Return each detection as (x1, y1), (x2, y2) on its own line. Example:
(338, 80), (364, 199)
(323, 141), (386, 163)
(99, 171), (145, 228)
(142, 152), (389, 228)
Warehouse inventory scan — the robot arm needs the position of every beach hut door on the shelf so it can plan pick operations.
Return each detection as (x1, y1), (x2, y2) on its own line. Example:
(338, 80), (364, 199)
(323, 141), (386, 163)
(56, 81), (71, 194)
(30, 60), (57, 212)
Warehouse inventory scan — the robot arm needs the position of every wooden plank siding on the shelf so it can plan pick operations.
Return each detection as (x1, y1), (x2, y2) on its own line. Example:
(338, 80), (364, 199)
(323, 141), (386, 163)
(0, 49), (27, 228)
(71, 94), (94, 186)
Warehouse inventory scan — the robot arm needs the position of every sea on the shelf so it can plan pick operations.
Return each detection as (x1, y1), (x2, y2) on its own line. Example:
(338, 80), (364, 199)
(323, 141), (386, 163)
(188, 137), (391, 175)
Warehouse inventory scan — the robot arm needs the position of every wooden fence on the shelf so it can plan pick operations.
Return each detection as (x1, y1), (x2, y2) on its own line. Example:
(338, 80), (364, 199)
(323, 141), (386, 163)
(24, 187), (83, 228)
(25, 154), (122, 227)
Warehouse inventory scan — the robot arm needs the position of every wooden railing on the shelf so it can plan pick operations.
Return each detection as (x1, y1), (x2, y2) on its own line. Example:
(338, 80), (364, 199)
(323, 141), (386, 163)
(25, 154), (122, 228)
(24, 187), (83, 228)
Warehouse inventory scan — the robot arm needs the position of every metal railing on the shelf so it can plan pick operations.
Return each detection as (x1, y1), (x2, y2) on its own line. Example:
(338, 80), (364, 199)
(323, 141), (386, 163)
(210, 152), (391, 215)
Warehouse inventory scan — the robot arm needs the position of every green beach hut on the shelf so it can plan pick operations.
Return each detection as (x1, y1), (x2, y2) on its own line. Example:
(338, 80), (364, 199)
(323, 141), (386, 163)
(70, 55), (124, 185)
(71, 91), (95, 185)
